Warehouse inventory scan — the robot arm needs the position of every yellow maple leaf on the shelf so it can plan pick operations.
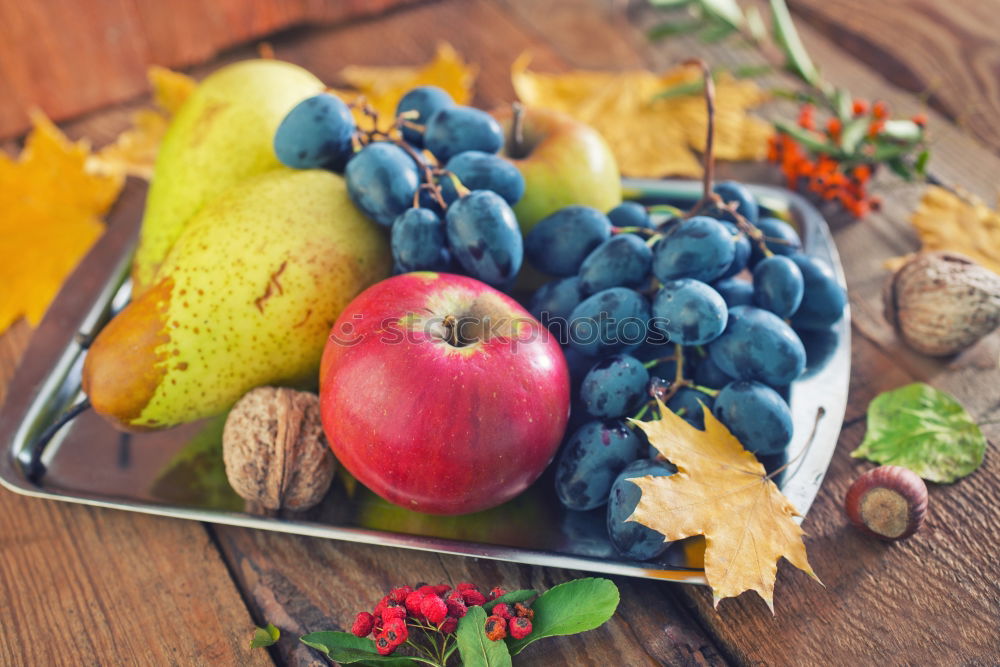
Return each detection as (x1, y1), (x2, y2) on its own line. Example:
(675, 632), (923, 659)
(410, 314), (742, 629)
(628, 400), (818, 610)
(332, 42), (477, 134)
(95, 66), (197, 179)
(511, 55), (772, 178)
(896, 185), (1000, 275)
(0, 112), (124, 332)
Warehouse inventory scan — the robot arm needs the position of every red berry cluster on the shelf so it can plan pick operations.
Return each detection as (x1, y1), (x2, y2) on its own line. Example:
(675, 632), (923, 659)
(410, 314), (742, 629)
(768, 98), (926, 218)
(350, 582), (534, 658)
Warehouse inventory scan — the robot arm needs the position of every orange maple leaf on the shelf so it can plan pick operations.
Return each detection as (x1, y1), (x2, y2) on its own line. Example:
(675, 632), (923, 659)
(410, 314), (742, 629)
(331, 42), (477, 134)
(628, 400), (819, 611)
(0, 113), (124, 332)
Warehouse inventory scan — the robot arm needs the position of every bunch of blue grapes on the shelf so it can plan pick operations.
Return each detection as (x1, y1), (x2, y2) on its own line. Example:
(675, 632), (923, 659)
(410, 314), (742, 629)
(526, 181), (847, 561)
(272, 87), (525, 287)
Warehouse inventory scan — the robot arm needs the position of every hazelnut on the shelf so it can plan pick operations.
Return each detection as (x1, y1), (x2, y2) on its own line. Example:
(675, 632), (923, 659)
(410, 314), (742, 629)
(223, 386), (335, 511)
(845, 466), (928, 540)
(883, 251), (1000, 356)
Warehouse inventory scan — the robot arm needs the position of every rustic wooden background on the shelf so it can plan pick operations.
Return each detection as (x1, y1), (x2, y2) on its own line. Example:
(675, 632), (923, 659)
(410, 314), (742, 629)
(2, 0), (999, 665)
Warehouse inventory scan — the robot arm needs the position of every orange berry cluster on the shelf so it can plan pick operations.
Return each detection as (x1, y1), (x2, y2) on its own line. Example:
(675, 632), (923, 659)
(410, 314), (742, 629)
(767, 99), (926, 218)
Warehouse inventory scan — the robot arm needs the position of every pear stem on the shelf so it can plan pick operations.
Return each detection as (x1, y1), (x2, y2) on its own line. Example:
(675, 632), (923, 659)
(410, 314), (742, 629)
(510, 102), (526, 158)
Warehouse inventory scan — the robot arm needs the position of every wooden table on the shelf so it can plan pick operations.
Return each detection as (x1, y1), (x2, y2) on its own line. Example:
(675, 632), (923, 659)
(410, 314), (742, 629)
(2, 1), (999, 664)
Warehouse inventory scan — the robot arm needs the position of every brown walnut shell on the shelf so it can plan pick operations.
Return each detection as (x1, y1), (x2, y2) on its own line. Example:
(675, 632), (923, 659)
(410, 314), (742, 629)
(883, 251), (1000, 356)
(222, 386), (335, 511)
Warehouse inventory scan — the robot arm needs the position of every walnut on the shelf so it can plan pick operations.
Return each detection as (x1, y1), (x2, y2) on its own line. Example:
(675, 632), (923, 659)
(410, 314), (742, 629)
(222, 387), (335, 511)
(883, 252), (1000, 356)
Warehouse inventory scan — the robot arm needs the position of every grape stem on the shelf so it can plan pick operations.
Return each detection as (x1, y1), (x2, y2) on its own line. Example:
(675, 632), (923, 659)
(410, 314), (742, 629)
(766, 406), (826, 482)
(683, 58), (716, 209)
(392, 138), (449, 210)
(642, 354), (678, 370)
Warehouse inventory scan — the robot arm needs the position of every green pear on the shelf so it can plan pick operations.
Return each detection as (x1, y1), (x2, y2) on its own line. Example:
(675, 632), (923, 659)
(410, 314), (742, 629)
(131, 59), (323, 294)
(83, 168), (390, 430)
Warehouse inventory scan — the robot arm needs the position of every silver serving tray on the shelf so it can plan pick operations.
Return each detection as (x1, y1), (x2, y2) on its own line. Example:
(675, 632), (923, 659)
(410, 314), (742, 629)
(0, 179), (850, 584)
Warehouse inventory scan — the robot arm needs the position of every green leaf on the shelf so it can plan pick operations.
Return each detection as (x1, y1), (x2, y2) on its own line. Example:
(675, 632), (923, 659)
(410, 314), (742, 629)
(915, 148), (930, 176)
(773, 120), (840, 155)
(770, 0), (825, 90)
(886, 156), (915, 182)
(882, 119), (922, 143)
(830, 88), (852, 122)
(839, 116), (870, 155)
(649, 0), (694, 7)
(647, 20), (705, 41)
(249, 623), (280, 649)
(699, 21), (737, 43)
(483, 589), (537, 613)
(299, 631), (419, 666)
(745, 5), (768, 43)
(852, 383), (987, 483)
(653, 79), (707, 101)
(696, 0), (744, 29)
(506, 578), (619, 656)
(456, 606), (513, 667)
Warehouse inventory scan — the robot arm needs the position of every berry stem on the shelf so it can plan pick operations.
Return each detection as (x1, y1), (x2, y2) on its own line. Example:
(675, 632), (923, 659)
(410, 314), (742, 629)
(611, 225), (657, 237)
(684, 58), (716, 207)
(642, 354), (678, 370)
(393, 139), (448, 210)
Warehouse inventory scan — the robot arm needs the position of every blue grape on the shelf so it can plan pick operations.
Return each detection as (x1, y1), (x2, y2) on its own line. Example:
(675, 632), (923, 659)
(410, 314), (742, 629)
(423, 106), (503, 162)
(525, 206), (612, 276)
(751, 217), (801, 264)
(391, 208), (447, 271)
(692, 355), (733, 389)
(568, 288), (650, 357)
(441, 151), (525, 206)
(529, 276), (583, 329)
(710, 180), (759, 223)
(713, 380), (793, 455)
(396, 86), (454, 147)
(274, 93), (356, 171)
(712, 277), (754, 308)
(753, 255), (804, 318)
(555, 420), (645, 511)
(652, 216), (735, 283)
(578, 234), (653, 294)
(581, 354), (650, 418)
(607, 459), (675, 560)
(789, 254), (847, 330)
(651, 278), (728, 346)
(445, 190), (523, 286)
(667, 386), (715, 429)
(607, 201), (653, 229)
(345, 142), (420, 227)
(719, 221), (751, 279)
(563, 346), (596, 385)
(709, 305), (806, 387)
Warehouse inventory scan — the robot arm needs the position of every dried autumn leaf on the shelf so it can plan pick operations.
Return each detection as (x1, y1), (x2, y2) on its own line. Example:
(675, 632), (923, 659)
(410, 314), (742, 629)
(893, 186), (1000, 275)
(629, 401), (818, 610)
(511, 55), (772, 178)
(94, 66), (196, 179)
(332, 42), (477, 134)
(0, 112), (123, 333)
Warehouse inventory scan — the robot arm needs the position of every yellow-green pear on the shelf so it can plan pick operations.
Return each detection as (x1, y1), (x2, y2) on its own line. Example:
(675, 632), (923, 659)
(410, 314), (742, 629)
(131, 59), (324, 294)
(83, 168), (390, 430)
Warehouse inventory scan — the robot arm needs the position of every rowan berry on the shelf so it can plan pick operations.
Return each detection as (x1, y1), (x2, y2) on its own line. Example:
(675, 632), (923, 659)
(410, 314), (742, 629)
(492, 603), (513, 620)
(380, 604), (407, 622)
(404, 591), (426, 618)
(852, 99), (869, 115)
(421, 595), (448, 624)
(456, 582), (478, 591)
(383, 618), (408, 647)
(460, 588), (487, 607)
(488, 587), (507, 600)
(352, 611), (376, 637)
(484, 615), (508, 641)
(374, 632), (395, 656)
(514, 602), (534, 620)
(440, 616), (459, 634)
(389, 586), (413, 604)
(445, 596), (468, 618)
(509, 616), (533, 640)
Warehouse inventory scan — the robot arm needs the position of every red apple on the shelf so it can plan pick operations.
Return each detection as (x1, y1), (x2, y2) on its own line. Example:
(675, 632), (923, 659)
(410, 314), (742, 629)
(319, 272), (570, 515)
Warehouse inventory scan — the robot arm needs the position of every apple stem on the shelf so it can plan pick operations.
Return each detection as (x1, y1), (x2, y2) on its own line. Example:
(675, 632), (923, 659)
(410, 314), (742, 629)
(509, 101), (526, 158)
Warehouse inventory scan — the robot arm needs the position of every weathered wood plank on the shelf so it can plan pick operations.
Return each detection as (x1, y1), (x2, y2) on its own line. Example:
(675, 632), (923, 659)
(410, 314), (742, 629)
(788, 0), (1000, 157)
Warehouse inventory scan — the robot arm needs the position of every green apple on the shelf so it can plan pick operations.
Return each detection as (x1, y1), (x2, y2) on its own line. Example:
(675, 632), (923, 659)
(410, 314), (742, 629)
(495, 106), (622, 234)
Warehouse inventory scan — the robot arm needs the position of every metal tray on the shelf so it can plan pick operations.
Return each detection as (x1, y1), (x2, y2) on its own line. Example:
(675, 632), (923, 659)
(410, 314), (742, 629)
(0, 179), (850, 584)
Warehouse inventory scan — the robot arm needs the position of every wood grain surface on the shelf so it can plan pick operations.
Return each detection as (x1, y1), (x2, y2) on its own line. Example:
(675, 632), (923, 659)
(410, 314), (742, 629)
(2, 0), (1000, 665)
